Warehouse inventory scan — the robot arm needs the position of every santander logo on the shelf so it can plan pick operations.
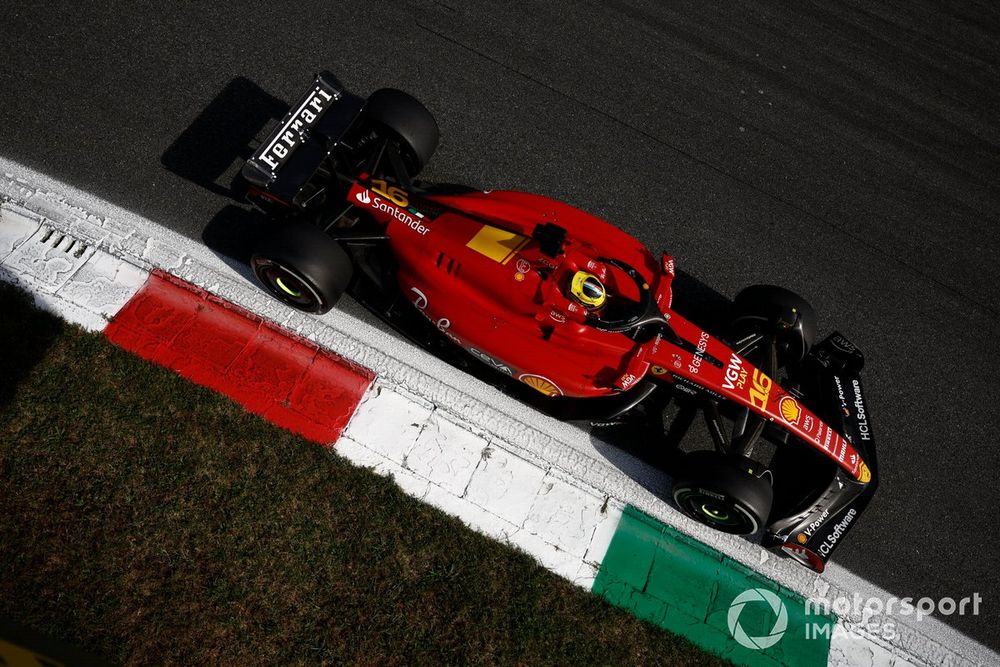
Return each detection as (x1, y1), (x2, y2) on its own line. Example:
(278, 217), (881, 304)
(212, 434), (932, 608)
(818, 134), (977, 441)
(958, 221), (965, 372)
(353, 187), (431, 236)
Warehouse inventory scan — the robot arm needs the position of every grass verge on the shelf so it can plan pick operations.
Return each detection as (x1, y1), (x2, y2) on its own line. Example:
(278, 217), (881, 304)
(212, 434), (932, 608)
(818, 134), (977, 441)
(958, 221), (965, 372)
(0, 281), (725, 665)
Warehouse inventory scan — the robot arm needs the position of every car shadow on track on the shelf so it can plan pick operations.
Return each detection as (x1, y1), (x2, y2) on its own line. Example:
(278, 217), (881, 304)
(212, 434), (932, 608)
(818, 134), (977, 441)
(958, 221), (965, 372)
(159, 76), (289, 280)
(587, 369), (713, 502)
(161, 76), (288, 202)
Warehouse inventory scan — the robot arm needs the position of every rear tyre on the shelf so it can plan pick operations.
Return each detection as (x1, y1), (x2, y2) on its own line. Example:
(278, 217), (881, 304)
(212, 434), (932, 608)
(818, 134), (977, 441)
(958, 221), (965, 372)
(672, 450), (773, 535)
(251, 222), (353, 315)
(730, 285), (817, 365)
(364, 88), (439, 176)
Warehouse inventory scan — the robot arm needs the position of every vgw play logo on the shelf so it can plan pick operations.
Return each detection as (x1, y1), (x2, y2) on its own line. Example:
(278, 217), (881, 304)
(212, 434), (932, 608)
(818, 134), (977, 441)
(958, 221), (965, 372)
(727, 588), (789, 650)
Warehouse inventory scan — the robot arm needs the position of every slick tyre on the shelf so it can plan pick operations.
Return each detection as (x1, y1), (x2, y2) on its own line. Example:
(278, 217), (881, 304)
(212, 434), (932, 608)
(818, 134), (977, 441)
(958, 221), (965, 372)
(672, 451), (773, 535)
(730, 284), (817, 365)
(251, 222), (353, 315)
(363, 88), (439, 176)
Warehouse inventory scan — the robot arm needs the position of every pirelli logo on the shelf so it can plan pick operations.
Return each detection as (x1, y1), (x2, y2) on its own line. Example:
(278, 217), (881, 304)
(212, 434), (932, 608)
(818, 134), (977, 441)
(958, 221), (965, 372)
(256, 84), (337, 173)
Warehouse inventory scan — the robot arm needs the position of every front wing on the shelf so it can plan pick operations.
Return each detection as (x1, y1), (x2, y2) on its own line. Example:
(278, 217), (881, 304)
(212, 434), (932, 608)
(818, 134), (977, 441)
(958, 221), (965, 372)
(647, 318), (877, 571)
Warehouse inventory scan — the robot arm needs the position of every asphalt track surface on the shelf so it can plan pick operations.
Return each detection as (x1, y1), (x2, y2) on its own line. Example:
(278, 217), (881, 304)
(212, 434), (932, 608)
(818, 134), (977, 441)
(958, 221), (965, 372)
(3, 0), (999, 650)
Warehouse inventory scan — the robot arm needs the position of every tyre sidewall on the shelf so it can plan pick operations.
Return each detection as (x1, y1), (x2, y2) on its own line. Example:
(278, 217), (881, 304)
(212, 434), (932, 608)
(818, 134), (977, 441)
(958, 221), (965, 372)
(672, 451), (773, 535)
(673, 485), (763, 535)
(251, 222), (353, 314)
(363, 88), (439, 175)
(730, 284), (817, 364)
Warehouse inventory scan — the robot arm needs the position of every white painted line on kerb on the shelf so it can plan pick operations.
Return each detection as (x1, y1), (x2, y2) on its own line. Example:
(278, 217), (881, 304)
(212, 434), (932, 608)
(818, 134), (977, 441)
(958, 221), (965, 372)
(2, 156), (996, 667)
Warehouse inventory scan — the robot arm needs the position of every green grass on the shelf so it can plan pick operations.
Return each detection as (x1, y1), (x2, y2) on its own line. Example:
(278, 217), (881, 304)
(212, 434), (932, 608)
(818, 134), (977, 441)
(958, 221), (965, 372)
(0, 282), (725, 666)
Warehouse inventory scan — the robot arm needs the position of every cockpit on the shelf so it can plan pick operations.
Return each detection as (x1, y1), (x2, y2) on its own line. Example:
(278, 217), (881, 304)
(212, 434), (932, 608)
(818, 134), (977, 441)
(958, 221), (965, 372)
(532, 245), (667, 339)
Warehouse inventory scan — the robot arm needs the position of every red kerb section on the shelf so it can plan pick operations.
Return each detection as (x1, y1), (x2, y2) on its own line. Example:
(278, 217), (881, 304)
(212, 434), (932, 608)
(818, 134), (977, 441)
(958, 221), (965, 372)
(105, 270), (374, 445)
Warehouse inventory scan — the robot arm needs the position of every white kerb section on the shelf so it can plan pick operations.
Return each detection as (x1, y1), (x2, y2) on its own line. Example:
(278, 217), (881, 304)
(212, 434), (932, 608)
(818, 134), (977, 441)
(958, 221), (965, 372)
(829, 622), (917, 667)
(0, 203), (147, 331)
(337, 382), (623, 588)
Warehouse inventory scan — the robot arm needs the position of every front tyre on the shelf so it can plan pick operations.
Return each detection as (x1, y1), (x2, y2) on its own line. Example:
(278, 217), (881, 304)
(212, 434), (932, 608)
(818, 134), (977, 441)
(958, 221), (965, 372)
(251, 222), (353, 315)
(730, 285), (817, 365)
(672, 451), (773, 535)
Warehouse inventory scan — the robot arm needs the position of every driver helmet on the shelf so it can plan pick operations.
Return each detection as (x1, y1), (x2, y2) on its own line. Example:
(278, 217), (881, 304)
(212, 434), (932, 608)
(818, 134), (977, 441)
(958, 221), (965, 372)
(569, 271), (607, 309)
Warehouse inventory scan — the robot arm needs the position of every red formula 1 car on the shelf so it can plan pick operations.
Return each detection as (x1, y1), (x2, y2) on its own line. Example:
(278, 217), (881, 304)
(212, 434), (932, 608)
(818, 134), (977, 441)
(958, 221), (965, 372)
(241, 72), (877, 572)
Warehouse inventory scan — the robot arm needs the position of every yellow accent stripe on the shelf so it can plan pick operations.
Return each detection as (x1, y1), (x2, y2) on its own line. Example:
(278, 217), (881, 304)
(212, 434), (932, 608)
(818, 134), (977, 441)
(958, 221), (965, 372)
(466, 225), (529, 264)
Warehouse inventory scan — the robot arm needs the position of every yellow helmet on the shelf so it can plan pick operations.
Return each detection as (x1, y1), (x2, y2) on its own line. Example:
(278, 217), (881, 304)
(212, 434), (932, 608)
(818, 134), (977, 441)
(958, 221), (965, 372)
(569, 271), (607, 309)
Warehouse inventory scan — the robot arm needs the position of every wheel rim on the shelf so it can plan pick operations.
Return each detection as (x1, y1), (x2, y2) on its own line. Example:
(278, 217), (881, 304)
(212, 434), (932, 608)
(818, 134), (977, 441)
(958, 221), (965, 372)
(252, 258), (324, 312)
(700, 502), (731, 522)
(275, 275), (303, 298)
(674, 489), (760, 535)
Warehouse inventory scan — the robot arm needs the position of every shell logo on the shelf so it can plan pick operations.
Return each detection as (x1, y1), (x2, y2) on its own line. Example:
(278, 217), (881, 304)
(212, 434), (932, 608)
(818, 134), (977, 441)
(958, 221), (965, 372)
(796, 533), (808, 545)
(518, 374), (563, 397)
(779, 396), (801, 425)
(859, 462), (872, 484)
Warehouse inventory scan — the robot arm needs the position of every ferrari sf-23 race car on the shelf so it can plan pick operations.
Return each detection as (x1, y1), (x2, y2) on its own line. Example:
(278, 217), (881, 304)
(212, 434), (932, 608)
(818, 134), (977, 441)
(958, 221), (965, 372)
(240, 71), (877, 572)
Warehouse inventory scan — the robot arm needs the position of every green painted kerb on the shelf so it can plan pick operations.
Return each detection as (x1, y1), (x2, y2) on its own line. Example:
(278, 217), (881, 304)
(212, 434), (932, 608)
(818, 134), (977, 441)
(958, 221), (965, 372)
(593, 506), (834, 667)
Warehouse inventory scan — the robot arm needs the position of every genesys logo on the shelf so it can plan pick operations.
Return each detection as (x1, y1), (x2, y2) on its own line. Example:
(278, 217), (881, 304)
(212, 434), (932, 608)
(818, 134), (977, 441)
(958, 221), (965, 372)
(687, 331), (710, 375)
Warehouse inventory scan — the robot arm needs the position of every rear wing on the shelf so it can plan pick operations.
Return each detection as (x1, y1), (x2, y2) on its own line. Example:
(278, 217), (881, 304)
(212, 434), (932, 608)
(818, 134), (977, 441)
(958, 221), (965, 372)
(242, 71), (365, 201)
